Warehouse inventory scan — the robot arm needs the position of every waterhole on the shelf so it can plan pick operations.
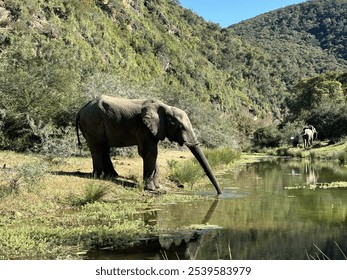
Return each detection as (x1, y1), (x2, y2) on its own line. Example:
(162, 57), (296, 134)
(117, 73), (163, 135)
(87, 158), (347, 260)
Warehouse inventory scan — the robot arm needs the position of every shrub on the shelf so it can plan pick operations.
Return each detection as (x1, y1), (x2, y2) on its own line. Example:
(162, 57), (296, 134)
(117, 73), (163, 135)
(307, 104), (347, 140)
(0, 161), (48, 197)
(253, 125), (281, 148)
(29, 119), (79, 158)
(280, 120), (306, 146)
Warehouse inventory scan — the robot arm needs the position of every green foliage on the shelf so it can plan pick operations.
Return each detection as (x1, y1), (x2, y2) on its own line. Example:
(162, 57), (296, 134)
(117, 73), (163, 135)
(253, 125), (282, 148)
(287, 72), (347, 140)
(29, 119), (79, 158)
(168, 147), (240, 187)
(1, 0), (347, 151)
(168, 159), (203, 187)
(71, 183), (110, 206)
(232, 0), (347, 86)
(204, 147), (241, 167)
(279, 120), (306, 146)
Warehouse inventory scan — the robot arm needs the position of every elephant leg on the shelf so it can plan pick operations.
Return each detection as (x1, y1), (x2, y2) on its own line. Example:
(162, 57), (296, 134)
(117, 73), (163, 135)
(91, 152), (104, 178)
(91, 149), (118, 178)
(138, 142), (160, 191)
(102, 148), (119, 178)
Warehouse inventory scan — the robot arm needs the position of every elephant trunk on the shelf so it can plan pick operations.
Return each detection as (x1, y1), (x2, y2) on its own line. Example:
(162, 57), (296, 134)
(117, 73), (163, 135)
(188, 145), (222, 195)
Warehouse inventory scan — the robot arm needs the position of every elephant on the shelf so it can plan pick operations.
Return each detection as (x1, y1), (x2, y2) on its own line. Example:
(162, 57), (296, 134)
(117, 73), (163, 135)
(76, 95), (222, 194)
(302, 125), (318, 149)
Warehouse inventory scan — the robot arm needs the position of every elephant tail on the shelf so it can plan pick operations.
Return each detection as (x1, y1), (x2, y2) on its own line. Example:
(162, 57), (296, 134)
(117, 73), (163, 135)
(76, 110), (82, 149)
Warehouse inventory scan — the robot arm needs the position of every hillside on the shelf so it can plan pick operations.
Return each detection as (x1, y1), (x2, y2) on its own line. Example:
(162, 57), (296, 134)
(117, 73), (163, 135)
(0, 0), (275, 150)
(0, 0), (347, 152)
(231, 0), (347, 86)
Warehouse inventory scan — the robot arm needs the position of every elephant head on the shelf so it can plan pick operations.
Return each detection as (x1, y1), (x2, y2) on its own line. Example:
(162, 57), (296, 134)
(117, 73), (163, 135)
(141, 100), (222, 194)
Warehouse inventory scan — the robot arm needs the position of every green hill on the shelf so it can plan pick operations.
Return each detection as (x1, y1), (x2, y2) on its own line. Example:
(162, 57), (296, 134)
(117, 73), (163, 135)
(0, 0), (346, 152)
(0, 0), (266, 150)
(231, 0), (347, 85)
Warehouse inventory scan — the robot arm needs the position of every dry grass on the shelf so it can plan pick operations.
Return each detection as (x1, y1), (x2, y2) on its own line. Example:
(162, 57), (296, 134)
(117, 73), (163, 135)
(0, 149), (207, 259)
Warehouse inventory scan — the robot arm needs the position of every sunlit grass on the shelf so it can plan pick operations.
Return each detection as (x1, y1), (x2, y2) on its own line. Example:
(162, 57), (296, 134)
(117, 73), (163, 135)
(168, 159), (203, 187)
(276, 141), (347, 160)
(204, 147), (241, 167)
(71, 183), (110, 206)
(168, 147), (241, 187)
(0, 150), (211, 259)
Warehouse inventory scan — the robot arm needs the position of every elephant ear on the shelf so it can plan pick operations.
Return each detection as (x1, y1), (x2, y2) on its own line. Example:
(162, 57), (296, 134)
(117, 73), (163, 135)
(141, 101), (167, 141)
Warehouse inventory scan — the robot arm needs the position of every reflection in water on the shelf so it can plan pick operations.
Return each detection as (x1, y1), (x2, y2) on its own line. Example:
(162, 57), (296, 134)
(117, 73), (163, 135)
(88, 159), (347, 260)
(303, 163), (318, 185)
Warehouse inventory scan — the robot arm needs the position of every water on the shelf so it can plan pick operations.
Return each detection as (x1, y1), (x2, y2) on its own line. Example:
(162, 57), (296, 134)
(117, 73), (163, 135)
(87, 158), (347, 260)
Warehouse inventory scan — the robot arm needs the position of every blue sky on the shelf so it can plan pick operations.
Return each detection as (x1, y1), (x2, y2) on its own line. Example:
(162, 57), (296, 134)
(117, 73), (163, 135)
(179, 0), (307, 27)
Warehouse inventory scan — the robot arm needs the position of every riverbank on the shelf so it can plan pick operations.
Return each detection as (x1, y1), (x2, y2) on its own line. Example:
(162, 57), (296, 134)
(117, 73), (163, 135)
(0, 148), (230, 259)
(1, 142), (346, 259)
(269, 141), (347, 162)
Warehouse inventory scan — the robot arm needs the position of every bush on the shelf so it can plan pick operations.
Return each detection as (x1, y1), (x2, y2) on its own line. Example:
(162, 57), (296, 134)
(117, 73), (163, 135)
(307, 104), (347, 140)
(280, 120), (306, 146)
(253, 125), (281, 148)
(0, 161), (48, 197)
(338, 148), (347, 164)
(29, 120), (79, 158)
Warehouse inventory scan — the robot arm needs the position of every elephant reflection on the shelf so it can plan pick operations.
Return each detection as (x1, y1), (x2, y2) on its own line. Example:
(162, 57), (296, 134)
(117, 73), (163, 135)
(304, 163), (318, 185)
(155, 199), (221, 260)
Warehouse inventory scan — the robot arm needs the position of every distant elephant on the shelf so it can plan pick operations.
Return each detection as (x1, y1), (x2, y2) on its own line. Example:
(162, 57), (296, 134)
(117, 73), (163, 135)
(76, 95), (222, 194)
(302, 125), (318, 149)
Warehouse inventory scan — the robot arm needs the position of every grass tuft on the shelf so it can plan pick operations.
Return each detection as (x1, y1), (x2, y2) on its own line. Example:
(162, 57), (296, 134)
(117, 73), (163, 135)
(168, 159), (203, 187)
(71, 183), (110, 206)
(168, 147), (240, 187)
(204, 147), (241, 167)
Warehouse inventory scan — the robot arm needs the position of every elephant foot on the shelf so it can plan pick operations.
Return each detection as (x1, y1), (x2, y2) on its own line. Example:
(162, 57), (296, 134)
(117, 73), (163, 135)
(144, 178), (160, 191)
(105, 170), (119, 178)
(93, 170), (119, 179)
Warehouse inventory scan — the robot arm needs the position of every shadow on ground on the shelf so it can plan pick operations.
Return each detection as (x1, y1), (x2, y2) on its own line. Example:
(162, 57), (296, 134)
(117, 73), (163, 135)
(51, 171), (138, 188)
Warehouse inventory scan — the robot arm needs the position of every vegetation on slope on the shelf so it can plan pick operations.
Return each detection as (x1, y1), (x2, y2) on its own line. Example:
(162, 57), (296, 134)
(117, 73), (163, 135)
(0, 0), (347, 152)
(231, 0), (347, 86)
(0, 0), (258, 151)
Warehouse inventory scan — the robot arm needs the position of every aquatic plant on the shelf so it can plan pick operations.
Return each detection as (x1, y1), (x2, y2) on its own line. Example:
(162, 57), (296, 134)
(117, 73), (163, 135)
(307, 242), (347, 260)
